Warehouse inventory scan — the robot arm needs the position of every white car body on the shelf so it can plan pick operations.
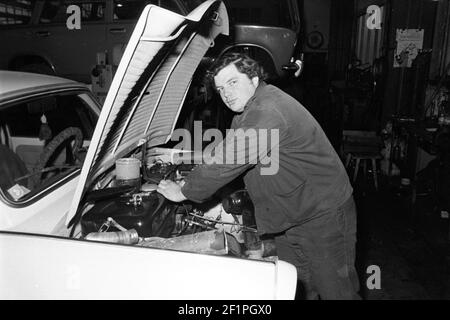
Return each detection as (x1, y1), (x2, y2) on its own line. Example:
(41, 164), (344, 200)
(0, 0), (297, 300)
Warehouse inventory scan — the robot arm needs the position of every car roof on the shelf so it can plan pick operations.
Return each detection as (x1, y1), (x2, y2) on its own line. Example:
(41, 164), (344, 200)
(0, 71), (88, 104)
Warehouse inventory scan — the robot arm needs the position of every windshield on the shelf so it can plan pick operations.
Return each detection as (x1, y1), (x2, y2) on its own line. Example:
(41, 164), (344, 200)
(180, 0), (295, 29)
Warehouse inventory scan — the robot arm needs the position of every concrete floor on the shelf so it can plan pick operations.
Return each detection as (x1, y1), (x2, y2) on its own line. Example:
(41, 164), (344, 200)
(354, 176), (450, 300)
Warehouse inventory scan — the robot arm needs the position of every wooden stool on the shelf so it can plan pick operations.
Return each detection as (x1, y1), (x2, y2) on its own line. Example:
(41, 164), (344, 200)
(346, 152), (382, 190)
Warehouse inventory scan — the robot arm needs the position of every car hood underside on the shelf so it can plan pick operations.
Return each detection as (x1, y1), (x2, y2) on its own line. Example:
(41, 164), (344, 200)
(68, 0), (229, 224)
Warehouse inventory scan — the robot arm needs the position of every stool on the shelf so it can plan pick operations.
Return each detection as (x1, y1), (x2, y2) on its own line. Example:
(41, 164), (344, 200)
(346, 152), (382, 190)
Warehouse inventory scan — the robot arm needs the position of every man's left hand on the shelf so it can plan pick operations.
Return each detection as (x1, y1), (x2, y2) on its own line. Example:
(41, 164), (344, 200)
(157, 179), (187, 202)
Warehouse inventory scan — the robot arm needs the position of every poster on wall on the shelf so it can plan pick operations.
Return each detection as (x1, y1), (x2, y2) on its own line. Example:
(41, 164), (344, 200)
(394, 29), (424, 68)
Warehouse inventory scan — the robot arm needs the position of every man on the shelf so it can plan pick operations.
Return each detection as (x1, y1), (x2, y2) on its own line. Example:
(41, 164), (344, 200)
(157, 52), (360, 300)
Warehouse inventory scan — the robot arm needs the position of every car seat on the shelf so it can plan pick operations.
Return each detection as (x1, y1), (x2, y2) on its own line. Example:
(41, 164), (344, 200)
(0, 144), (30, 196)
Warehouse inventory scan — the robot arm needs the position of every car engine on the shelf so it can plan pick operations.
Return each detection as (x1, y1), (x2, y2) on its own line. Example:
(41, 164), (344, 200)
(78, 150), (275, 260)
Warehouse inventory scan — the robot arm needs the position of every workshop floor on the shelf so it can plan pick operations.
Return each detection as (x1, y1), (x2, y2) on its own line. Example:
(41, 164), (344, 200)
(354, 176), (450, 300)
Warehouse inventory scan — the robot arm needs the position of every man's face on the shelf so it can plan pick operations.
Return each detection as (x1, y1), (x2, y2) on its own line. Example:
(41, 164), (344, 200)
(214, 63), (259, 113)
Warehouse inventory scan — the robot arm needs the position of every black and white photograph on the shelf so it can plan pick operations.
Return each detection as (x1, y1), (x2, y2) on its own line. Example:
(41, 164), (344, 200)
(0, 0), (449, 302)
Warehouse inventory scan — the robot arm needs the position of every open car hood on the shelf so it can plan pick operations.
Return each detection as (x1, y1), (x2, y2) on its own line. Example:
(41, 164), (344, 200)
(67, 0), (229, 225)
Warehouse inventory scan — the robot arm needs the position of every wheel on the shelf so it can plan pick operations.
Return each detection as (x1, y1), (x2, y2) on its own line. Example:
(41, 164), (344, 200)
(31, 127), (83, 186)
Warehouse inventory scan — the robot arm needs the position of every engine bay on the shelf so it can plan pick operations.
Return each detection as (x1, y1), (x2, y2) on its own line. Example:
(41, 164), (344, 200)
(77, 148), (275, 260)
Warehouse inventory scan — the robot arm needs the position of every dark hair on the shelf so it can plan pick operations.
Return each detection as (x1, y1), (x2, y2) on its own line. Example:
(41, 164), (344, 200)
(207, 52), (267, 88)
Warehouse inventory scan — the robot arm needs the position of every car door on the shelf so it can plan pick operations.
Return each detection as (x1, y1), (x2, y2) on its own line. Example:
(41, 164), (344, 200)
(31, 0), (107, 82)
(0, 1), (39, 71)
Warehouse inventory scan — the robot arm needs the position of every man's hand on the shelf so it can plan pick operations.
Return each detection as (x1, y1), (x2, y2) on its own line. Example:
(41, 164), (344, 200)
(157, 179), (187, 202)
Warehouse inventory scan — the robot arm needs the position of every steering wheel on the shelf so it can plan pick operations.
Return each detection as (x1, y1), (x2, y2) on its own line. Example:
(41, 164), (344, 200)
(31, 127), (83, 187)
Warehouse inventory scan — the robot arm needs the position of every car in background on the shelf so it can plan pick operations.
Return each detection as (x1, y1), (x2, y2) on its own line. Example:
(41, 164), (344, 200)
(0, 0), (302, 84)
(0, 1), (297, 299)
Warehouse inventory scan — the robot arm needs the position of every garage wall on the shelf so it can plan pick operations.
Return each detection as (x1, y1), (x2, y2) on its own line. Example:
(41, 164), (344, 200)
(381, 0), (438, 121)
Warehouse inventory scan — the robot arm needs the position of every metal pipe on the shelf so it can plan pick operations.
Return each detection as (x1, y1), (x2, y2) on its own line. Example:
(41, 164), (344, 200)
(85, 229), (139, 245)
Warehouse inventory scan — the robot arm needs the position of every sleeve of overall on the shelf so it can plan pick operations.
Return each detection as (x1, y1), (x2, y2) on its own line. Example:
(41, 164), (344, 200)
(181, 107), (286, 203)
